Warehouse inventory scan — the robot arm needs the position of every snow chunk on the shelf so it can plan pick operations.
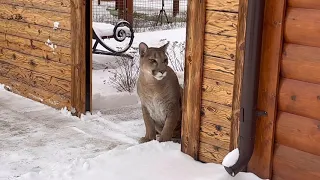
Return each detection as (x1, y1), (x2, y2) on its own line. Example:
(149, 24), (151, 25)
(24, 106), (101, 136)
(53, 22), (60, 30)
(45, 39), (57, 51)
(222, 148), (240, 167)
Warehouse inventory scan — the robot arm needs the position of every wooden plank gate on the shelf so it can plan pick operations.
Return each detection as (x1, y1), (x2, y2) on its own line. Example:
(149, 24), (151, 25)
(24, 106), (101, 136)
(0, 0), (92, 116)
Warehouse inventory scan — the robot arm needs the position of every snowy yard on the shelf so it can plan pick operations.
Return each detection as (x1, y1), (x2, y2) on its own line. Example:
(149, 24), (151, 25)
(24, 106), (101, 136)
(0, 28), (262, 180)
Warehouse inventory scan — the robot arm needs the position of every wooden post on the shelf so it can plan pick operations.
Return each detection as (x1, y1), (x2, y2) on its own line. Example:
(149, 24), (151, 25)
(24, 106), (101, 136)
(181, 0), (206, 159)
(71, 0), (91, 116)
(126, 0), (133, 25)
(173, 0), (179, 17)
(230, 0), (248, 151)
(247, 0), (286, 178)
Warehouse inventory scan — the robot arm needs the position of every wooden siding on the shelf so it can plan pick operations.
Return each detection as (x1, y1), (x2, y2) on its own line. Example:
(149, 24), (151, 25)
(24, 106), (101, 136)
(198, 0), (241, 163)
(0, 0), (89, 115)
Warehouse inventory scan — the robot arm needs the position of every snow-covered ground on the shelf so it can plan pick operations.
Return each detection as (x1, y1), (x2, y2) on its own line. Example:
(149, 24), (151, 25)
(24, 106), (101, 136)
(0, 28), (263, 180)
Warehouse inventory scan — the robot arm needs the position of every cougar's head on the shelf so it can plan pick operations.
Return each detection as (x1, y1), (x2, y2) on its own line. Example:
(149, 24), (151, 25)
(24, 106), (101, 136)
(138, 42), (169, 81)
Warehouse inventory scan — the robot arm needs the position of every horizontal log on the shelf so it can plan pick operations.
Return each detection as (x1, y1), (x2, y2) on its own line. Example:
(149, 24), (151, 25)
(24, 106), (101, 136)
(202, 78), (233, 106)
(206, 0), (239, 13)
(0, 48), (72, 81)
(284, 8), (320, 47)
(0, 33), (71, 64)
(0, 4), (71, 30)
(0, 19), (71, 47)
(273, 144), (320, 180)
(203, 55), (235, 84)
(198, 142), (229, 163)
(281, 43), (320, 84)
(200, 120), (231, 150)
(205, 11), (238, 37)
(276, 111), (320, 156)
(0, 76), (71, 110)
(288, 0), (320, 10)
(201, 100), (232, 128)
(278, 78), (320, 120)
(1, 1), (70, 13)
(204, 33), (236, 60)
(0, 61), (71, 97)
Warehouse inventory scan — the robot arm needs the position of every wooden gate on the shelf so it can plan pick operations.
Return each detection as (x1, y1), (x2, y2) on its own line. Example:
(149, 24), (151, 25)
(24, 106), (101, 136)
(0, 0), (92, 116)
(248, 0), (320, 179)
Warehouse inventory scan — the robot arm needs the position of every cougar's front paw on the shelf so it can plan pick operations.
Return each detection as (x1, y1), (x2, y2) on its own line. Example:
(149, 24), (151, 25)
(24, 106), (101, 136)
(158, 135), (172, 142)
(139, 137), (152, 144)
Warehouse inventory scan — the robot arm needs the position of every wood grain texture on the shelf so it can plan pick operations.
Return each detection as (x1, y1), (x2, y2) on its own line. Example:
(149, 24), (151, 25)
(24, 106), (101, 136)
(0, 33), (71, 64)
(0, 19), (71, 47)
(206, 0), (239, 13)
(201, 100), (232, 128)
(0, 76), (71, 109)
(70, 0), (88, 116)
(204, 33), (236, 60)
(247, 0), (286, 178)
(273, 144), (320, 180)
(0, 4), (71, 30)
(200, 120), (231, 150)
(230, 0), (248, 150)
(276, 111), (320, 157)
(198, 142), (229, 163)
(1, 0), (71, 13)
(278, 78), (320, 121)
(288, 0), (320, 10)
(284, 8), (320, 48)
(281, 43), (320, 84)
(272, 175), (285, 180)
(181, 0), (206, 159)
(202, 78), (233, 106)
(0, 48), (71, 81)
(0, 61), (71, 98)
(203, 55), (235, 84)
(205, 11), (238, 37)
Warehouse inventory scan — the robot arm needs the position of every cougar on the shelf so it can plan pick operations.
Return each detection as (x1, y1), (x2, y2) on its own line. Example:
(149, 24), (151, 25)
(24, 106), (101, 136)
(137, 42), (182, 143)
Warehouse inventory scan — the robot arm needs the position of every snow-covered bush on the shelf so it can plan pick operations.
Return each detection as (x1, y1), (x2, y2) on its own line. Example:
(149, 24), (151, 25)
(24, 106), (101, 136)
(108, 56), (140, 93)
(166, 41), (185, 72)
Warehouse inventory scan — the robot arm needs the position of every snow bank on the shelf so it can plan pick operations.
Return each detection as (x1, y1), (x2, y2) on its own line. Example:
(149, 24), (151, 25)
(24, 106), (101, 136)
(222, 148), (240, 168)
(18, 141), (262, 180)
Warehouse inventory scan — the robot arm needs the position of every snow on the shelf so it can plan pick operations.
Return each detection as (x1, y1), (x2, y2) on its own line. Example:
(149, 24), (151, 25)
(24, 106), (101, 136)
(93, 22), (131, 38)
(222, 148), (240, 168)
(53, 22), (59, 30)
(0, 26), (263, 180)
(16, 141), (262, 180)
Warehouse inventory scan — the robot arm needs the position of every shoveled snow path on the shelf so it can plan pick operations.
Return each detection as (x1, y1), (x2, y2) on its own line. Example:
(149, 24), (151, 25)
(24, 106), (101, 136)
(0, 88), (145, 179)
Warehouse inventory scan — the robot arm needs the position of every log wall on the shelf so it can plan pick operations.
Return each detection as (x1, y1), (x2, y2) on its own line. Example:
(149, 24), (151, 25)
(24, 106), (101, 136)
(247, 0), (320, 179)
(273, 1), (320, 179)
(0, 0), (89, 115)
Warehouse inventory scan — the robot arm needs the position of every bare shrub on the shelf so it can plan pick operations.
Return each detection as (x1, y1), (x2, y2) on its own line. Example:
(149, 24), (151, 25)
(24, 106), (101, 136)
(166, 41), (185, 72)
(108, 55), (140, 93)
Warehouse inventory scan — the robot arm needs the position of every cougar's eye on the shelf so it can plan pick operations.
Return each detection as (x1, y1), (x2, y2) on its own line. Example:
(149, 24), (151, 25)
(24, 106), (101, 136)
(149, 59), (157, 64)
(163, 58), (168, 64)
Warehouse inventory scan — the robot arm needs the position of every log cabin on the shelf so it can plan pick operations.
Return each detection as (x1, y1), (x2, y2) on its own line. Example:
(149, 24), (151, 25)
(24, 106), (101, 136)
(182, 0), (320, 180)
(0, 0), (320, 180)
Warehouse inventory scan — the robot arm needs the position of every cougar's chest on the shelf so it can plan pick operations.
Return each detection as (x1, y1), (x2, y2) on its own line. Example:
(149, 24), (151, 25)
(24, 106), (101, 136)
(144, 94), (168, 124)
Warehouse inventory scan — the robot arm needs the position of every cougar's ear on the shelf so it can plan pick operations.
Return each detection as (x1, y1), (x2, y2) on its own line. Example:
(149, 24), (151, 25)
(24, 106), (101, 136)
(139, 42), (148, 57)
(160, 41), (170, 52)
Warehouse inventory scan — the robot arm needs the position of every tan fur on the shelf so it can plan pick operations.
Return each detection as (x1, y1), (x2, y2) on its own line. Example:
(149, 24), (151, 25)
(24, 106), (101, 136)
(137, 42), (182, 143)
